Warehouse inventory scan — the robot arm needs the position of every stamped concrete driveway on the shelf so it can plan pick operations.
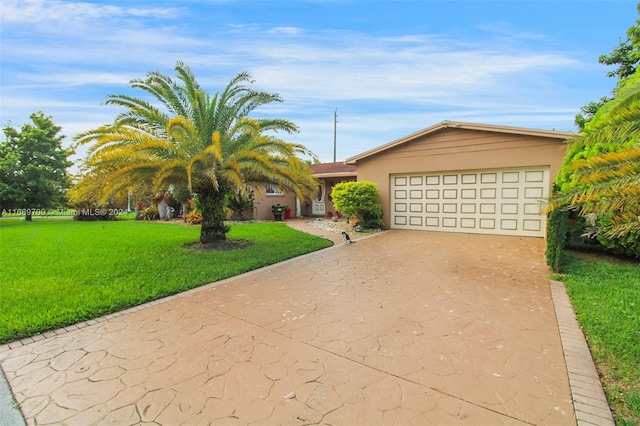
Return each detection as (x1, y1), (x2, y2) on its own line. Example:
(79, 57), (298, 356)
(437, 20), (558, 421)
(0, 229), (575, 425)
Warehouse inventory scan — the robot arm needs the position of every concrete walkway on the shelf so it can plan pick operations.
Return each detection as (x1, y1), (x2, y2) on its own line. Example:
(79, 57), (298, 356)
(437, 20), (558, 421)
(0, 223), (612, 425)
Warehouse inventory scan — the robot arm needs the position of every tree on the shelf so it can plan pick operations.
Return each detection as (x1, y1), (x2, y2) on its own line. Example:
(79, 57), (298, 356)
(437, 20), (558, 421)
(547, 69), (640, 257)
(575, 5), (640, 129)
(0, 112), (73, 220)
(598, 4), (640, 81)
(75, 62), (318, 243)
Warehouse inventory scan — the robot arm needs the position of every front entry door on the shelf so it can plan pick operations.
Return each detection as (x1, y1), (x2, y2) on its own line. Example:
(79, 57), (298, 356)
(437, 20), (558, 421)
(312, 182), (325, 216)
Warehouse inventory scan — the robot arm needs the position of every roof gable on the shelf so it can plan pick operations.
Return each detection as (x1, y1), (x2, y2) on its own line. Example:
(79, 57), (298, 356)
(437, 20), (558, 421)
(346, 121), (575, 164)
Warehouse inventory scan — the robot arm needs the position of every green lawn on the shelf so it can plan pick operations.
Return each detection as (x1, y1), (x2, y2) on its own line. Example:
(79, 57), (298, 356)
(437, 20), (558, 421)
(558, 252), (640, 426)
(0, 219), (332, 344)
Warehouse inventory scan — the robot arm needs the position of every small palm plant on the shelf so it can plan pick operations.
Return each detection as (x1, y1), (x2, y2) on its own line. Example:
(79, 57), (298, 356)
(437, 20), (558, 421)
(227, 189), (254, 221)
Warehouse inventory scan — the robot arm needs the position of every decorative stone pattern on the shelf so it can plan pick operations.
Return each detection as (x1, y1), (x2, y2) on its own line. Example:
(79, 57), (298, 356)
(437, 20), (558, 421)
(0, 230), (578, 424)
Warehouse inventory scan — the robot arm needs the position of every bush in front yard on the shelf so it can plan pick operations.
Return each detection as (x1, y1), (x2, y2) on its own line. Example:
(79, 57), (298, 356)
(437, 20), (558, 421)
(545, 208), (568, 272)
(331, 181), (383, 226)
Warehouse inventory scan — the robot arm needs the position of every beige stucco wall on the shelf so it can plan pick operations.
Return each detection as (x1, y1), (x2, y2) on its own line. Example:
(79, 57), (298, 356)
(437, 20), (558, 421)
(354, 128), (568, 229)
(252, 191), (296, 221)
(251, 178), (356, 220)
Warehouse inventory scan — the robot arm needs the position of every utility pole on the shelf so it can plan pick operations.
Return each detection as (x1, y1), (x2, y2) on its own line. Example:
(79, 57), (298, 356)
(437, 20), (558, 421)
(333, 108), (338, 163)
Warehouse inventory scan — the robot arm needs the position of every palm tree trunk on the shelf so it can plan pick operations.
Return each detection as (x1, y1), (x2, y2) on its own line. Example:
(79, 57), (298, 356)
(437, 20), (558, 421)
(198, 186), (228, 243)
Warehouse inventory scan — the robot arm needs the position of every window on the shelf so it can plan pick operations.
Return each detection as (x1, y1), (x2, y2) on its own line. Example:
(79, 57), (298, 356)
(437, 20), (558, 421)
(265, 184), (283, 195)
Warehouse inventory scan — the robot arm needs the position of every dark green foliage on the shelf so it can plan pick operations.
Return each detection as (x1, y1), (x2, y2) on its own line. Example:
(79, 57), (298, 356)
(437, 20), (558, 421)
(227, 189), (254, 220)
(0, 112), (73, 220)
(167, 187), (190, 217)
(575, 97), (610, 130)
(357, 210), (384, 230)
(594, 220), (640, 258)
(545, 208), (568, 272)
(598, 4), (640, 81)
(198, 186), (231, 242)
(566, 214), (603, 252)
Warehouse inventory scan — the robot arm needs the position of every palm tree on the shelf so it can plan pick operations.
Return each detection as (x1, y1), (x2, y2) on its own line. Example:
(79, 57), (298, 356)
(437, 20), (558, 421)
(547, 69), (640, 242)
(555, 148), (640, 239)
(75, 62), (318, 243)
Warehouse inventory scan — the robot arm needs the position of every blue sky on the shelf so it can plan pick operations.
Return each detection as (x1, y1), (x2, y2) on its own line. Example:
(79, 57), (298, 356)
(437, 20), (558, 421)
(0, 0), (637, 166)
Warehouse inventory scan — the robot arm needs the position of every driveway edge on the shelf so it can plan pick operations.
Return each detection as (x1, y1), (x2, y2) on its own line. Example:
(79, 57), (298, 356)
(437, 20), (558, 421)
(550, 280), (615, 426)
(0, 363), (25, 426)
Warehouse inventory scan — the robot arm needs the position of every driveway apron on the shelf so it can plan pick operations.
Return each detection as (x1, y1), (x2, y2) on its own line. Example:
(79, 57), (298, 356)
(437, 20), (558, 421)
(0, 230), (574, 425)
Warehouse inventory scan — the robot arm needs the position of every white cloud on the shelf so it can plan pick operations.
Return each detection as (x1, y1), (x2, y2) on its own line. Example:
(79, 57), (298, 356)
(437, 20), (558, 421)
(268, 26), (303, 35)
(0, 0), (181, 24)
(0, 2), (597, 165)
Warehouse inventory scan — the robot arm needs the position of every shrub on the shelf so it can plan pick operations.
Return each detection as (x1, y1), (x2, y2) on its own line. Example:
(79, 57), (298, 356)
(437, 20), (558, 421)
(185, 210), (202, 225)
(545, 208), (568, 272)
(594, 218), (640, 258)
(141, 205), (159, 221)
(358, 210), (384, 229)
(331, 181), (382, 225)
(227, 190), (254, 220)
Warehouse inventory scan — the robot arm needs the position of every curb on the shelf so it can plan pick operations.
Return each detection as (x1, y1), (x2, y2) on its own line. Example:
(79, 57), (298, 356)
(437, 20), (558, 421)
(550, 280), (615, 426)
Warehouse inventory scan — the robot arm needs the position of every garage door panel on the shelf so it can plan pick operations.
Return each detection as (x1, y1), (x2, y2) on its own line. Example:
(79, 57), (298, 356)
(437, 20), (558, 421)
(443, 203), (457, 213)
(524, 220), (542, 231)
(480, 203), (496, 214)
(462, 174), (477, 184)
(501, 188), (519, 199)
(501, 204), (518, 214)
(525, 187), (544, 199)
(481, 188), (496, 199)
(525, 170), (544, 182)
(461, 203), (475, 214)
(501, 219), (518, 231)
(409, 216), (422, 226)
(481, 173), (497, 184)
(460, 218), (476, 228)
(524, 203), (540, 215)
(480, 218), (496, 229)
(391, 167), (548, 237)
(410, 176), (423, 185)
(443, 217), (457, 227)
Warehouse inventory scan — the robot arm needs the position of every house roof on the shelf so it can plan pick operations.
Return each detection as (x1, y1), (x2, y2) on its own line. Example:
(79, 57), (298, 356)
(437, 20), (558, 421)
(309, 162), (358, 178)
(345, 120), (576, 164)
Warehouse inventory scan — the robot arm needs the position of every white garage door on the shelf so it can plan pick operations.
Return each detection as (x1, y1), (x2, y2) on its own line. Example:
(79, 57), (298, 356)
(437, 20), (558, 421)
(391, 167), (549, 237)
